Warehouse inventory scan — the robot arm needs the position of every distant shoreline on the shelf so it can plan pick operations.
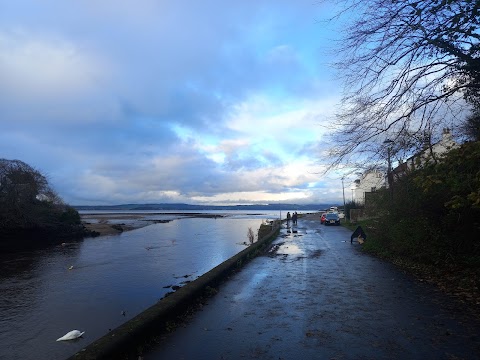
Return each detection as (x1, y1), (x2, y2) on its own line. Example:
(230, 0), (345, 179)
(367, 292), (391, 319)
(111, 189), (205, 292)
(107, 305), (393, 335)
(75, 203), (332, 212)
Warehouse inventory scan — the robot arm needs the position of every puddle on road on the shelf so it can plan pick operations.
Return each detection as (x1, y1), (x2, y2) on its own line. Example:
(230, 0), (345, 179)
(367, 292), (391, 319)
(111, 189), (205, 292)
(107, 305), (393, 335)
(276, 243), (302, 255)
(266, 242), (322, 260)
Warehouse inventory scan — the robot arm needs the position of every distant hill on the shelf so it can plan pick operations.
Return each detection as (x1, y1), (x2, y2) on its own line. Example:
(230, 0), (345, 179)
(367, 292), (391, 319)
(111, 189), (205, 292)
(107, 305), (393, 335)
(73, 203), (336, 211)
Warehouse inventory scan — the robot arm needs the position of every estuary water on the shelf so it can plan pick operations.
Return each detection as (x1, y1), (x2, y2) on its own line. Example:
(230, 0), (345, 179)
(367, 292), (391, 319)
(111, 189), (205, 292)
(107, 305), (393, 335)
(0, 210), (286, 360)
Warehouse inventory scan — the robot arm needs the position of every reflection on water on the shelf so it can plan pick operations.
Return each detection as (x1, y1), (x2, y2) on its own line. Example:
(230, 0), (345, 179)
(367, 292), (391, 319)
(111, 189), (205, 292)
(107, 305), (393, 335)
(0, 215), (263, 360)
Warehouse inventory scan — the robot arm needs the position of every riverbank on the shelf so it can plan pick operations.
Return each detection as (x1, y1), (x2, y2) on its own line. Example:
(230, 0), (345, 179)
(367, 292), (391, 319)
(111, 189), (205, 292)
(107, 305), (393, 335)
(81, 214), (155, 236)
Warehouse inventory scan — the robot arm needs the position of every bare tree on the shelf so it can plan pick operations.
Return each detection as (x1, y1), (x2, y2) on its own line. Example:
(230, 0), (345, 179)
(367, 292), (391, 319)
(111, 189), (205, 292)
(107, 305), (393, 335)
(247, 227), (255, 244)
(325, 0), (480, 169)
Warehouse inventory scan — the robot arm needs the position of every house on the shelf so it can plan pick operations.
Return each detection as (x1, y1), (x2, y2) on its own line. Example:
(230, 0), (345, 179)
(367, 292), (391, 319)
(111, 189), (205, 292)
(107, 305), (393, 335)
(351, 169), (385, 205)
(392, 128), (458, 177)
(350, 129), (458, 205)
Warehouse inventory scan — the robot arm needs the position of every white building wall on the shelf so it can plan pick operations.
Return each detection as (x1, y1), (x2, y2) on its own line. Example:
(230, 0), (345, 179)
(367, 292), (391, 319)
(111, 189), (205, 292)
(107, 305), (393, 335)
(350, 130), (457, 205)
(351, 170), (385, 205)
(401, 129), (458, 172)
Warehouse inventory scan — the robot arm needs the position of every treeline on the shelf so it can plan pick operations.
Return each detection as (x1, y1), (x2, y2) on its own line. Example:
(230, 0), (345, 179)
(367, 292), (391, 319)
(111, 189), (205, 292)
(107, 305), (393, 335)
(0, 159), (86, 252)
(364, 141), (480, 266)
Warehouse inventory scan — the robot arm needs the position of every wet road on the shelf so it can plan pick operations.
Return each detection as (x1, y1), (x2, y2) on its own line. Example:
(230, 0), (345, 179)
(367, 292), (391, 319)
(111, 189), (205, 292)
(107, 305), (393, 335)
(146, 215), (480, 360)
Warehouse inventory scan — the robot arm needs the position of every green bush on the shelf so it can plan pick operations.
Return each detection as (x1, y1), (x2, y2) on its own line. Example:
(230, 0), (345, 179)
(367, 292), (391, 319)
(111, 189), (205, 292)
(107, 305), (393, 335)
(366, 141), (480, 266)
(59, 206), (81, 225)
(344, 200), (363, 220)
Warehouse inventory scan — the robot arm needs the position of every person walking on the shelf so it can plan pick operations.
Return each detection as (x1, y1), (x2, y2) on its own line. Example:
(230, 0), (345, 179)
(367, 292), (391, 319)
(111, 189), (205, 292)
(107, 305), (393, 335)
(292, 212), (298, 225)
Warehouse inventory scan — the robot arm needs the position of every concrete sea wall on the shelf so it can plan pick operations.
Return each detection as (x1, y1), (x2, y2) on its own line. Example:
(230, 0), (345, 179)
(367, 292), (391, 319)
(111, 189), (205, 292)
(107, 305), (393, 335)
(68, 222), (280, 360)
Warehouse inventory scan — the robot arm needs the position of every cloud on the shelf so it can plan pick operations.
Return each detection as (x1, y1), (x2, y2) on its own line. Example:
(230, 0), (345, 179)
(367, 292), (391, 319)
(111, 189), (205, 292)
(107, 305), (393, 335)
(0, 0), (345, 205)
(0, 29), (109, 108)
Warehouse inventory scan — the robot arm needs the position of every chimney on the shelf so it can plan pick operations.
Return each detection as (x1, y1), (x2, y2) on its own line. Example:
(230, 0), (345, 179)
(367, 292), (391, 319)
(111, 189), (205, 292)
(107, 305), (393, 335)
(442, 128), (452, 140)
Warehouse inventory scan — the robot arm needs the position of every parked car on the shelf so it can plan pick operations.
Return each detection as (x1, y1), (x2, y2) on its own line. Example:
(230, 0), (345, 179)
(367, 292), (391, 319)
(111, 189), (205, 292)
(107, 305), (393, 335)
(320, 213), (327, 224)
(324, 213), (340, 226)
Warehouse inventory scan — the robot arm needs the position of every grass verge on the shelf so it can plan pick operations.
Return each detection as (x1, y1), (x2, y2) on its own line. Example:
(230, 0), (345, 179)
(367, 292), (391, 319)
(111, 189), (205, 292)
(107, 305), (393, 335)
(342, 219), (480, 319)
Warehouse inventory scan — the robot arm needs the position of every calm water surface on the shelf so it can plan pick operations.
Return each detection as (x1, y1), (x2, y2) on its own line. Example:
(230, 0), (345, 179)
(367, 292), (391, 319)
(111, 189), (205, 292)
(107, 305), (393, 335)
(0, 212), (284, 360)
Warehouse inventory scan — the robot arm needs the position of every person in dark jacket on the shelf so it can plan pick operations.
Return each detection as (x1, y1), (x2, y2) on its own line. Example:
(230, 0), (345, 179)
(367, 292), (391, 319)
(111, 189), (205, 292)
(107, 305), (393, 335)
(351, 226), (367, 244)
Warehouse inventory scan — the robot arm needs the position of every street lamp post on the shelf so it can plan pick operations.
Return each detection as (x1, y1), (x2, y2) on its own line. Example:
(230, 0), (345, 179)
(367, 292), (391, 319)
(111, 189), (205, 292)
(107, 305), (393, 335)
(383, 139), (394, 198)
(341, 177), (346, 212)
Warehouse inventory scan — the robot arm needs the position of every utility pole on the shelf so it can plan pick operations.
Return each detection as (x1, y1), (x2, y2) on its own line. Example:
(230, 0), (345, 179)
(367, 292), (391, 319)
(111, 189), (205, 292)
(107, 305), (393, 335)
(383, 139), (394, 199)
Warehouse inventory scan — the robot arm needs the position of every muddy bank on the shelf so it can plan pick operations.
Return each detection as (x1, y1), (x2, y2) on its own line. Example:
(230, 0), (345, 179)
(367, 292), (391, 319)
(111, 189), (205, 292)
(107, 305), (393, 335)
(81, 214), (160, 237)
(81, 213), (226, 237)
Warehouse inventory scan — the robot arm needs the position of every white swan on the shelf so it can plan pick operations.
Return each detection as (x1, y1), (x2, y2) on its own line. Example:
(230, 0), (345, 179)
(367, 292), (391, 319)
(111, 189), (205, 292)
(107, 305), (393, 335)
(56, 330), (85, 341)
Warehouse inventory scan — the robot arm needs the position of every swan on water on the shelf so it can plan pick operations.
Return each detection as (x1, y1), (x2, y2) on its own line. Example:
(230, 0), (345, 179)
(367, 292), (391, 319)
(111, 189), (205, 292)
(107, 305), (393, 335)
(56, 330), (85, 341)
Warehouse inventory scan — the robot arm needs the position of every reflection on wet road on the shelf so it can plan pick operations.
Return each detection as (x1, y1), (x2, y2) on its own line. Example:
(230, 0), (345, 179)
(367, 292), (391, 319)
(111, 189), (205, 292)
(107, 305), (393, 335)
(147, 217), (480, 359)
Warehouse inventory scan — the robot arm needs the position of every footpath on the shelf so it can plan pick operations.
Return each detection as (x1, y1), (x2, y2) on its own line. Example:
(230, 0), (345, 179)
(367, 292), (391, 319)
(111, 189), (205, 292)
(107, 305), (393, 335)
(145, 214), (480, 360)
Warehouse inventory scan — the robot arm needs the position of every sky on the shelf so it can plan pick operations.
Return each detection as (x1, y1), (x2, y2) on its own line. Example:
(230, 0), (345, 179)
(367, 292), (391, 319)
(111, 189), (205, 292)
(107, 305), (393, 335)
(0, 0), (350, 206)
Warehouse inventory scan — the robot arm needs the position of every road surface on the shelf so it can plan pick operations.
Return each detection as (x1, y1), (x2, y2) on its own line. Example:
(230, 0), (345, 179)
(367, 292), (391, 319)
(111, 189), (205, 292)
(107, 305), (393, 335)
(145, 215), (480, 359)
